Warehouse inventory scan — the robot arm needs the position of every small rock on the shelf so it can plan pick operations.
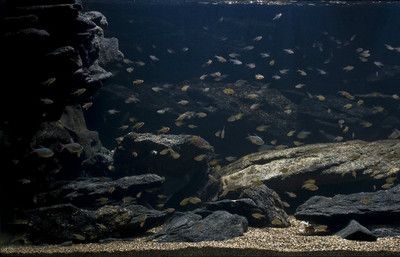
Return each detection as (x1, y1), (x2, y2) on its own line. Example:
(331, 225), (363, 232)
(336, 220), (377, 241)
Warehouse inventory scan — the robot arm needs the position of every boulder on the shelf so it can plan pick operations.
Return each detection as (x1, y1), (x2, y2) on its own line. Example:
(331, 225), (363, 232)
(113, 133), (214, 207)
(27, 204), (105, 244)
(336, 220), (377, 242)
(36, 174), (165, 208)
(295, 185), (400, 228)
(211, 185), (289, 227)
(98, 37), (124, 66)
(154, 211), (248, 242)
(94, 204), (170, 236)
(219, 140), (400, 210)
(26, 203), (170, 244)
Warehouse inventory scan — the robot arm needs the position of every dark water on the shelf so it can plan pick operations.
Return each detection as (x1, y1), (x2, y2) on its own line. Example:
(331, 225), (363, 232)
(84, 0), (400, 159)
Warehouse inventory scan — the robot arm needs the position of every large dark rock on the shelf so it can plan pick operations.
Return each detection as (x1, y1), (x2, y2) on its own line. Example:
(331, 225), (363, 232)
(336, 220), (377, 242)
(26, 203), (170, 244)
(154, 211), (248, 242)
(94, 204), (170, 236)
(219, 140), (400, 210)
(209, 185), (289, 227)
(27, 204), (105, 244)
(113, 133), (214, 207)
(36, 174), (165, 208)
(295, 185), (400, 228)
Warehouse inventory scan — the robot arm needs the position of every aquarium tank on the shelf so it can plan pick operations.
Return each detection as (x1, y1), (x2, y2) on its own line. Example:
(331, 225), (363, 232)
(0, 0), (399, 256)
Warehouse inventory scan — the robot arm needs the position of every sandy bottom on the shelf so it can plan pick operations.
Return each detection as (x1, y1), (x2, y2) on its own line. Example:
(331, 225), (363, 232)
(1, 218), (399, 257)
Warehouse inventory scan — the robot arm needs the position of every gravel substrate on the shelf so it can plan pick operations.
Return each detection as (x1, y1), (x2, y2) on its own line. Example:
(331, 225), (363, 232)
(1, 218), (399, 257)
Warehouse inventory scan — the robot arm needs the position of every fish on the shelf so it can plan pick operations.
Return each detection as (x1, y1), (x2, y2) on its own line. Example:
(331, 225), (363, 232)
(230, 59), (242, 65)
(283, 49), (294, 54)
(41, 77), (56, 87)
(338, 90), (354, 100)
(287, 130), (296, 137)
(178, 100), (189, 106)
(243, 45), (254, 51)
(188, 124), (197, 129)
(272, 75), (281, 80)
(374, 61), (384, 68)
(372, 106), (384, 113)
(227, 113), (243, 122)
(343, 65), (354, 72)
(251, 213), (265, 219)
(126, 67), (134, 73)
(253, 36), (263, 42)
(255, 74), (264, 80)
(260, 53), (270, 58)
(149, 55), (159, 61)
(229, 53), (240, 58)
(182, 47), (189, 52)
(151, 86), (163, 92)
(285, 192), (297, 198)
(316, 69), (327, 75)
(273, 13), (282, 20)
(279, 69), (289, 74)
(199, 74), (208, 80)
(180, 197), (202, 206)
(215, 55), (227, 63)
(107, 109), (120, 115)
(295, 83), (306, 89)
(215, 126), (225, 139)
(210, 72), (222, 78)
(62, 142), (83, 156)
(71, 88), (86, 96)
(269, 59), (275, 66)
(225, 156), (237, 162)
(315, 95), (326, 101)
(297, 131), (311, 139)
(247, 134), (265, 145)
(204, 59), (213, 66)
(343, 104), (353, 110)
(196, 112), (207, 118)
(271, 218), (283, 226)
(360, 121), (372, 128)
(181, 85), (190, 92)
(132, 122), (145, 130)
(132, 79), (144, 86)
(250, 103), (261, 110)
(297, 69), (307, 76)
(246, 63), (256, 69)
(156, 108), (170, 114)
(157, 126), (170, 134)
(31, 147), (54, 158)
(40, 98), (54, 105)
(167, 48), (175, 54)
(256, 125), (269, 132)
(194, 154), (207, 161)
(302, 179), (319, 191)
(125, 95), (140, 104)
(223, 88), (235, 95)
(385, 44), (395, 51)
(135, 61), (146, 66)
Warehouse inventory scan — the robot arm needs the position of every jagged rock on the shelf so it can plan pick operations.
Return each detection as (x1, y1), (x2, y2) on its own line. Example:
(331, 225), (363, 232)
(81, 152), (113, 176)
(371, 227), (400, 237)
(98, 37), (124, 66)
(219, 140), (400, 210)
(113, 133), (214, 207)
(295, 185), (400, 228)
(336, 220), (377, 242)
(27, 203), (169, 244)
(154, 211), (248, 242)
(36, 174), (164, 208)
(27, 204), (105, 244)
(95, 204), (170, 236)
(82, 11), (108, 28)
(220, 185), (290, 227)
